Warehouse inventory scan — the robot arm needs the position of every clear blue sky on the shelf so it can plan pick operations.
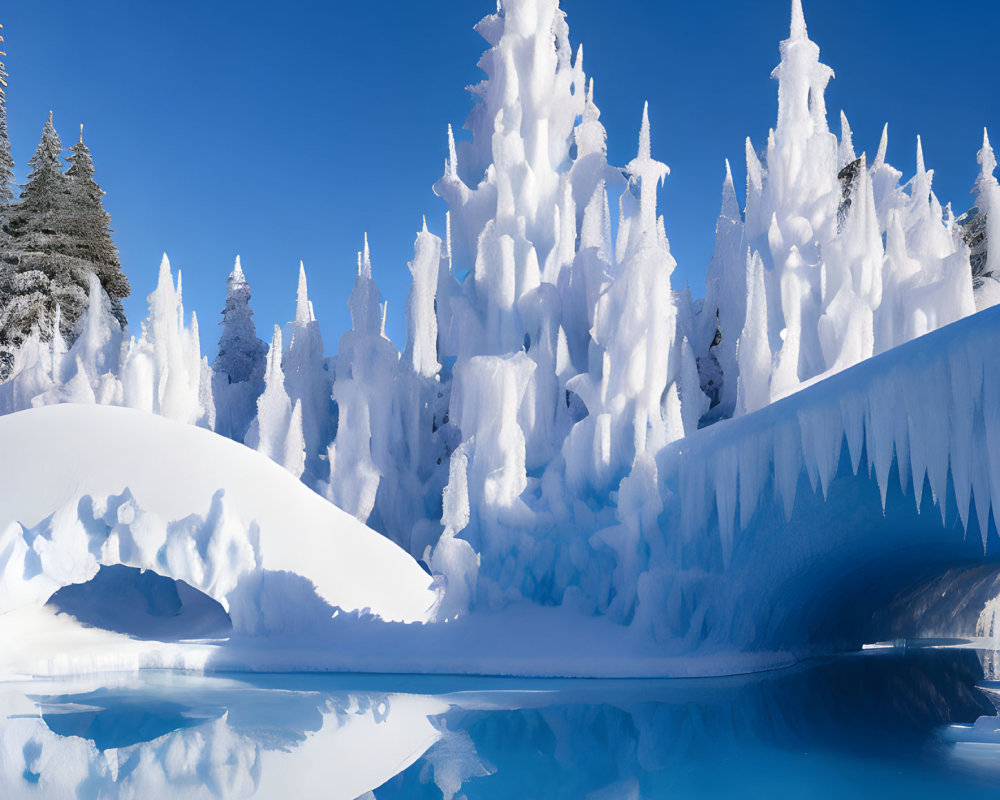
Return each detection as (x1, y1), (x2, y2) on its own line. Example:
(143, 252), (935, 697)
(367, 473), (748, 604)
(2, 1), (997, 352)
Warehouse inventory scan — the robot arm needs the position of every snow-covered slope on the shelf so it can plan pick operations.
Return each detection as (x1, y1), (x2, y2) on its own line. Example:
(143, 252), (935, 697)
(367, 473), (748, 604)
(0, 404), (437, 627)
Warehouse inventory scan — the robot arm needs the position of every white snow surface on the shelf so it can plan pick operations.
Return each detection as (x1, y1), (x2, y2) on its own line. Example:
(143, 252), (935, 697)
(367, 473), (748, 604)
(0, 403), (437, 629)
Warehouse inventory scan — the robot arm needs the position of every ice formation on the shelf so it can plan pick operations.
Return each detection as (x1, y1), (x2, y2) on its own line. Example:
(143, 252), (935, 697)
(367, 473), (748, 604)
(2, 0), (1000, 675)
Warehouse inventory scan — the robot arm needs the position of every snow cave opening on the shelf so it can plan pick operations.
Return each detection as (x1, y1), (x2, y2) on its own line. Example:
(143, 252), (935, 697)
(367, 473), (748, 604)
(45, 564), (232, 641)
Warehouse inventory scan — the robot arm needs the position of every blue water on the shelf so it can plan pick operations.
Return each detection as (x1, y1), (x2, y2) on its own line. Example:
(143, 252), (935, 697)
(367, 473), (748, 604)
(5, 648), (1000, 798)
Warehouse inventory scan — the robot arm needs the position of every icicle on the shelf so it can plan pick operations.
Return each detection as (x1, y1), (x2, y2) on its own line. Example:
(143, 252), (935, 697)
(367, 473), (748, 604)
(446, 124), (458, 180)
(838, 111), (856, 167)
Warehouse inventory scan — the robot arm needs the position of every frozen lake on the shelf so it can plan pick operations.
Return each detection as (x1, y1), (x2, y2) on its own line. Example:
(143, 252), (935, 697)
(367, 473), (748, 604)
(4, 647), (1000, 798)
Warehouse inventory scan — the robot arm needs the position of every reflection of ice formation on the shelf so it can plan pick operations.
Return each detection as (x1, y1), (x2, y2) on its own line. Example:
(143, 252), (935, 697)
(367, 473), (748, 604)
(0, 678), (447, 800)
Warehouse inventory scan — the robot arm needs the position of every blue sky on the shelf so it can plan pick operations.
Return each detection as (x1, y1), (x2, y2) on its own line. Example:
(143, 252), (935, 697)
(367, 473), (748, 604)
(2, 0), (998, 352)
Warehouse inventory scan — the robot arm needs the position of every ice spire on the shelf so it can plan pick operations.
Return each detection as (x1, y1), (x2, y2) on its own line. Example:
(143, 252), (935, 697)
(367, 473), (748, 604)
(698, 159), (747, 418)
(773, 0), (834, 140)
(295, 261), (311, 323)
(977, 128), (998, 192)
(404, 219), (442, 379)
(838, 111), (856, 168)
(873, 123), (889, 168)
(446, 124), (458, 180)
(790, 0), (807, 39)
(348, 234), (383, 336)
(721, 158), (740, 221)
(247, 324), (304, 478)
(625, 103), (669, 233)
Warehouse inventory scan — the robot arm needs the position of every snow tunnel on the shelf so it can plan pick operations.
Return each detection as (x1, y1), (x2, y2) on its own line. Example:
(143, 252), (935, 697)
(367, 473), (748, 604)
(45, 565), (232, 641)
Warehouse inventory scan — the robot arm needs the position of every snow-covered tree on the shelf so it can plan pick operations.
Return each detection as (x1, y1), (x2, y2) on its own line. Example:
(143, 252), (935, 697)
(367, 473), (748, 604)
(65, 125), (129, 326)
(0, 113), (77, 351)
(961, 129), (1000, 309)
(212, 256), (266, 442)
(1, 113), (130, 362)
(0, 25), (13, 209)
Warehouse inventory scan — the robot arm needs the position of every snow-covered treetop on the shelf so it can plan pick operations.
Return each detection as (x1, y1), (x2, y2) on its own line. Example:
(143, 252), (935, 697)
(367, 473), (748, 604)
(21, 111), (64, 205)
(0, 24), (13, 206)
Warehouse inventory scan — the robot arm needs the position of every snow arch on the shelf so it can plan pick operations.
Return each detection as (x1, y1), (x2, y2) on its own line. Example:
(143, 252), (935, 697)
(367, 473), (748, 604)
(0, 404), (439, 630)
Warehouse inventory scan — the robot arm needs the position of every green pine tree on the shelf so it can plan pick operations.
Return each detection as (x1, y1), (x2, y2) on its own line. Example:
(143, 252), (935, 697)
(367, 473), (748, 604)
(65, 125), (129, 327)
(0, 24), (13, 208)
(0, 112), (80, 352)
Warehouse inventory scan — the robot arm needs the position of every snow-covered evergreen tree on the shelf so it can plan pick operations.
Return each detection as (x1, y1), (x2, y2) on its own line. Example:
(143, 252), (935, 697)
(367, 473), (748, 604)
(0, 25), (13, 209)
(961, 129), (1000, 309)
(0, 110), (128, 376)
(0, 113), (77, 352)
(65, 125), (129, 326)
(212, 256), (266, 442)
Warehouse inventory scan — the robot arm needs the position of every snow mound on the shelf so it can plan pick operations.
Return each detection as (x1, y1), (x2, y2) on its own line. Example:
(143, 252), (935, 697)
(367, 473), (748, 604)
(0, 404), (437, 627)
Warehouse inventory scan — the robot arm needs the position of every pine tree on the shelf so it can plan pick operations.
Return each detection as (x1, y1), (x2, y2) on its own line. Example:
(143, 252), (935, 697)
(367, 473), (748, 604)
(0, 113), (76, 358)
(0, 114), (129, 368)
(0, 24), (13, 208)
(212, 256), (266, 441)
(65, 125), (129, 326)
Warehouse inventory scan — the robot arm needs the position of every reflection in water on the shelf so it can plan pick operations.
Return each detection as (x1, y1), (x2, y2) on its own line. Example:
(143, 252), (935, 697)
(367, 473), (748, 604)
(2, 650), (1000, 798)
